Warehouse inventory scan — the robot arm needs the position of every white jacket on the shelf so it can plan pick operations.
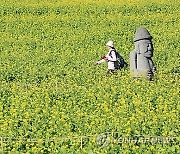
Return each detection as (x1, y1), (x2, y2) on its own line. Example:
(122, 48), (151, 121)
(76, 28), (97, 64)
(97, 49), (117, 70)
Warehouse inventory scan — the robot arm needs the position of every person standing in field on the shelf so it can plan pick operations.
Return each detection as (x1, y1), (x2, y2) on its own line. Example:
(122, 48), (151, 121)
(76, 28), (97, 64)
(95, 40), (126, 74)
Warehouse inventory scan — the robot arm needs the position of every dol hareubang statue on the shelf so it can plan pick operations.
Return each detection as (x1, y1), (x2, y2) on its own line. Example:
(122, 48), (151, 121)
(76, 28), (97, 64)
(130, 27), (156, 80)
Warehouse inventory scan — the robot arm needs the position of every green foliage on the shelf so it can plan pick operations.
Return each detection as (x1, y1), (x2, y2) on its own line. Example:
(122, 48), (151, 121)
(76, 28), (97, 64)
(0, 0), (179, 153)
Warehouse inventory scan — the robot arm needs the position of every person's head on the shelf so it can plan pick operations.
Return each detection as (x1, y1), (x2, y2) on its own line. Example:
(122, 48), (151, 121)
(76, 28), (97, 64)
(106, 40), (114, 50)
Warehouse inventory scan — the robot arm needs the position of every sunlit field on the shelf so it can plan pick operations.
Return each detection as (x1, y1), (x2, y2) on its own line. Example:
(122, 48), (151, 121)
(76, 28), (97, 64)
(0, 0), (179, 153)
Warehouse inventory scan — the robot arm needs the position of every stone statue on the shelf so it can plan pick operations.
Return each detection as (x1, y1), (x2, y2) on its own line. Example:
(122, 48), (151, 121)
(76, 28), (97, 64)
(130, 27), (156, 80)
